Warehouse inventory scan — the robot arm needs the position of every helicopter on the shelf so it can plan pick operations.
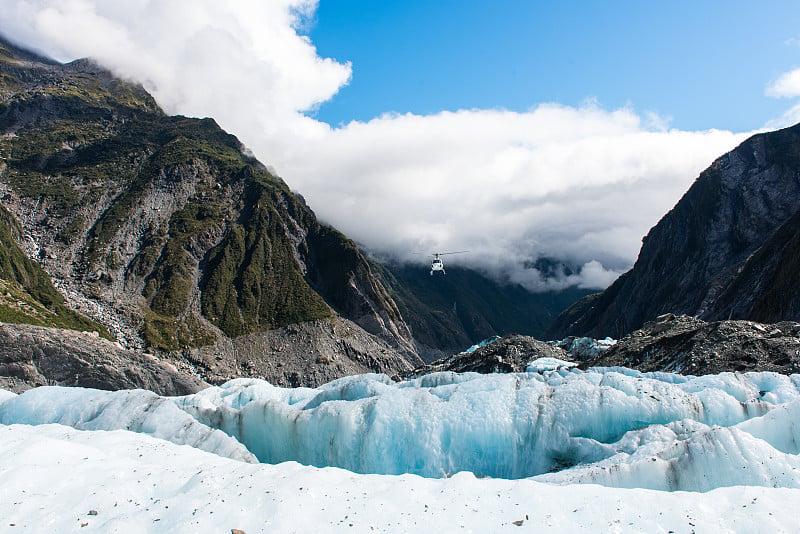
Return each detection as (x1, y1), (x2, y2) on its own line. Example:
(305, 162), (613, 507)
(429, 251), (468, 275)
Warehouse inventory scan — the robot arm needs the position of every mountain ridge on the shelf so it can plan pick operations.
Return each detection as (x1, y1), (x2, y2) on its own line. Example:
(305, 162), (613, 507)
(0, 35), (594, 378)
(547, 123), (800, 339)
(0, 34), (422, 384)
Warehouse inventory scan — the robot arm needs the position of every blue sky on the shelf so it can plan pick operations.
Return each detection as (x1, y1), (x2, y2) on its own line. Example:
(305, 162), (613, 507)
(306, 0), (800, 131)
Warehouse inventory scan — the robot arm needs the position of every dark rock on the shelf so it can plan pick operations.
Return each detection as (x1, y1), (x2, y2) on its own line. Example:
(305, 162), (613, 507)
(373, 262), (591, 362)
(400, 334), (572, 378)
(582, 314), (800, 375)
(0, 322), (207, 395)
(548, 123), (800, 340)
(183, 317), (421, 388)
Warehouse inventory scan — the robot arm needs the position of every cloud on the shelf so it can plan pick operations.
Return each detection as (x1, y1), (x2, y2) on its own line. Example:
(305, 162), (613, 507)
(284, 107), (745, 289)
(0, 0), (351, 152)
(763, 101), (800, 131)
(0, 1), (749, 291)
(764, 63), (800, 130)
(766, 67), (800, 99)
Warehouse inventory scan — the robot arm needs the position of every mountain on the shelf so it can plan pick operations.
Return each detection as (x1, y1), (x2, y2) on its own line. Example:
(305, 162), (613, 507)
(0, 35), (421, 383)
(372, 262), (591, 361)
(547, 123), (800, 340)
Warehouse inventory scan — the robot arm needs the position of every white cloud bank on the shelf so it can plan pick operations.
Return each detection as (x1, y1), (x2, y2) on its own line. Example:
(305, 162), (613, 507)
(288, 106), (744, 289)
(0, 1), (761, 290)
(0, 0), (350, 152)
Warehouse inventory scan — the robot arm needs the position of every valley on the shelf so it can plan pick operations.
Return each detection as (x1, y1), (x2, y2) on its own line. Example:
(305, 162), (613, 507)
(1, 28), (800, 534)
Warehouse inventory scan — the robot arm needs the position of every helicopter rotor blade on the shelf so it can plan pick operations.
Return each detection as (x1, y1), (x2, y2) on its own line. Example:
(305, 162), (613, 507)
(432, 251), (469, 256)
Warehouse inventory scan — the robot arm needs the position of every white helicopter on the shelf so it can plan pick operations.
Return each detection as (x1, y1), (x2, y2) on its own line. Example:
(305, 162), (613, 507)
(429, 251), (468, 275)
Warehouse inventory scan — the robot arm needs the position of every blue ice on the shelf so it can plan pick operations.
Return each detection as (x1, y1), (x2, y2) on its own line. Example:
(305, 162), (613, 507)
(2, 364), (800, 491)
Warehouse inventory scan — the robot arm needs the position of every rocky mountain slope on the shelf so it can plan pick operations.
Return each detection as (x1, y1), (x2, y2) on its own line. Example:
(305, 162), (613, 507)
(0, 204), (108, 336)
(548, 123), (800, 339)
(0, 35), (421, 385)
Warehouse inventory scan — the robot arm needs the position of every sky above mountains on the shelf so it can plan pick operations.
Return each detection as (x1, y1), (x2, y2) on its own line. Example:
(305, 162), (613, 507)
(306, 0), (800, 132)
(2, 1), (799, 290)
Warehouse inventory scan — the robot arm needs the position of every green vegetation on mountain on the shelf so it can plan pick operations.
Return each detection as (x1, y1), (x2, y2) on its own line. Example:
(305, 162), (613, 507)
(201, 184), (333, 339)
(0, 206), (110, 337)
(0, 36), (405, 353)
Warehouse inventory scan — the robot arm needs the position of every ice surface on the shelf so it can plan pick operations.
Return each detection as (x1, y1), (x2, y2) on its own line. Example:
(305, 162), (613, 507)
(0, 386), (256, 463)
(552, 336), (616, 359)
(2, 423), (798, 533)
(525, 356), (577, 372)
(0, 389), (16, 403)
(172, 368), (800, 486)
(4, 366), (800, 531)
(3, 366), (800, 494)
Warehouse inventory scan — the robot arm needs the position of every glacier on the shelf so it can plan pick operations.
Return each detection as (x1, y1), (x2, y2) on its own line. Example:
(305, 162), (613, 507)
(4, 423), (797, 533)
(3, 363), (800, 493)
(4, 362), (800, 531)
(0, 386), (256, 462)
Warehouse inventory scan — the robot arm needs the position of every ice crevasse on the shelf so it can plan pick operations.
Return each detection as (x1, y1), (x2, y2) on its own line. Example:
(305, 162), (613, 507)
(3, 363), (800, 492)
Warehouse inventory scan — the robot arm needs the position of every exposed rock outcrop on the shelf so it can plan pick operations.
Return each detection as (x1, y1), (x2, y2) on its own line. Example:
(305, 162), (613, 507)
(0, 322), (206, 394)
(176, 317), (420, 388)
(0, 204), (109, 336)
(401, 334), (571, 378)
(582, 313), (800, 375)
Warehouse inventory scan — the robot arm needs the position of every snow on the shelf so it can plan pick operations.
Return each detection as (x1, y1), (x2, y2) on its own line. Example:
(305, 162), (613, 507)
(0, 386), (256, 463)
(3, 366), (800, 531)
(552, 336), (617, 360)
(525, 356), (577, 372)
(462, 335), (500, 353)
(1, 423), (797, 533)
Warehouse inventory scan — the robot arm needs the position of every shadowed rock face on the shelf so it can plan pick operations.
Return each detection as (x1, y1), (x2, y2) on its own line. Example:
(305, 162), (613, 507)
(372, 262), (591, 362)
(0, 322), (206, 395)
(581, 313), (800, 375)
(547, 123), (800, 340)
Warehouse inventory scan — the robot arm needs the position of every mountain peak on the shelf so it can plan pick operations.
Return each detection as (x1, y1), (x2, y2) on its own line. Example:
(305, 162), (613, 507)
(0, 34), (60, 67)
(0, 41), (421, 385)
(548, 122), (800, 339)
